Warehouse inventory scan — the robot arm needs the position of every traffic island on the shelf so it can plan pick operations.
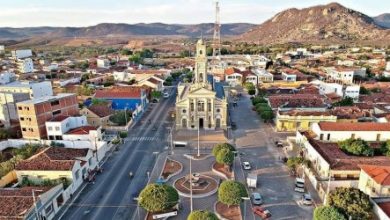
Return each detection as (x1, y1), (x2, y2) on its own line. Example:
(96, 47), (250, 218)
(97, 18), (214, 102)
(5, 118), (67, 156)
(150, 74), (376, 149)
(173, 173), (218, 198)
(160, 158), (182, 181)
(212, 162), (233, 179)
(183, 153), (212, 161)
(215, 201), (242, 220)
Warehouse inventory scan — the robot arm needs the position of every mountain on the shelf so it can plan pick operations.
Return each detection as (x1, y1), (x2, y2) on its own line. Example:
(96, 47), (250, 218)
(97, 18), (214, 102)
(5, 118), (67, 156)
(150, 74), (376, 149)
(374, 13), (390, 28)
(0, 23), (255, 40)
(239, 2), (390, 44)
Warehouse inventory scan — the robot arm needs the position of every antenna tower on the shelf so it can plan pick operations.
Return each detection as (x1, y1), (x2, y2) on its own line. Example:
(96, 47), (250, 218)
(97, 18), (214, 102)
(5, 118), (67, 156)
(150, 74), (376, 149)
(212, 0), (221, 58)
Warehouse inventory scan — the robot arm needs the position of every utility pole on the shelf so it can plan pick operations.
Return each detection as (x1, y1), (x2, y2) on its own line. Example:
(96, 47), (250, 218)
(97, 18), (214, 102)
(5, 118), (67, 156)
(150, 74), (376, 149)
(212, 0), (221, 59)
(32, 189), (43, 220)
(189, 156), (193, 212)
(197, 125), (200, 157)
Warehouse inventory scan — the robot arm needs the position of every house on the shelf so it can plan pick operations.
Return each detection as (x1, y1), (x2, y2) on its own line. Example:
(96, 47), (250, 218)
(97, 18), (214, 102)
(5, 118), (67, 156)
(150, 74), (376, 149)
(45, 115), (88, 140)
(0, 185), (65, 220)
(0, 81), (53, 99)
(15, 147), (96, 200)
(80, 104), (114, 128)
(242, 70), (257, 85)
(17, 94), (79, 140)
(324, 67), (366, 84)
(312, 122), (390, 142)
(137, 76), (164, 91)
(94, 86), (148, 113)
(254, 69), (273, 83)
(313, 80), (360, 101)
(0, 92), (30, 128)
(63, 125), (103, 143)
(96, 58), (110, 69)
(276, 110), (337, 132)
(330, 106), (371, 122)
(0, 72), (16, 85)
(17, 58), (34, 73)
(268, 94), (328, 111)
(224, 67), (243, 86)
(11, 49), (32, 59)
(358, 165), (390, 198)
(281, 71), (297, 82)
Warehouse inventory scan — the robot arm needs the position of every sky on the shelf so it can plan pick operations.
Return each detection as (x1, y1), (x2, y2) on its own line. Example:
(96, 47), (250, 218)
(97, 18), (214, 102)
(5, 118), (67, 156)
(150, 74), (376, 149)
(0, 0), (389, 27)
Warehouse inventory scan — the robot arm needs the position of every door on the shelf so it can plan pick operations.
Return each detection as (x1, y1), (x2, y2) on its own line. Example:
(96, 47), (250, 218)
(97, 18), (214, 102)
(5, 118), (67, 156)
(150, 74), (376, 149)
(182, 118), (187, 128)
(199, 118), (204, 129)
(216, 118), (221, 128)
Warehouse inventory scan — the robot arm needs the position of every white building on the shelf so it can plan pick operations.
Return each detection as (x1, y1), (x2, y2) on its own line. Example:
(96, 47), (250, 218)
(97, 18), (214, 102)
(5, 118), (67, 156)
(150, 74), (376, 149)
(0, 81), (53, 99)
(97, 58), (110, 69)
(344, 85), (361, 101)
(11, 49), (32, 59)
(46, 115), (88, 140)
(315, 81), (360, 101)
(0, 92), (30, 128)
(311, 122), (390, 142)
(17, 58), (34, 73)
(337, 60), (355, 67)
(324, 67), (366, 84)
(0, 45), (4, 54)
(386, 62), (390, 71)
(254, 69), (273, 83)
(0, 72), (16, 85)
(43, 63), (59, 72)
(282, 71), (297, 82)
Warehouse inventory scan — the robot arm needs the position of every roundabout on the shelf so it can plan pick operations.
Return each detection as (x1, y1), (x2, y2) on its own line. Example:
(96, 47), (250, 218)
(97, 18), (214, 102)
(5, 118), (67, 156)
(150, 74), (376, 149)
(173, 173), (219, 198)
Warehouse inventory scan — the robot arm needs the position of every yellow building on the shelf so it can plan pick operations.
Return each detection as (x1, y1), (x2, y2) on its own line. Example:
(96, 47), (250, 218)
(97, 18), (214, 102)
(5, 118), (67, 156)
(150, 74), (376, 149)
(276, 110), (337, 132)
(175, 39), (228, 130)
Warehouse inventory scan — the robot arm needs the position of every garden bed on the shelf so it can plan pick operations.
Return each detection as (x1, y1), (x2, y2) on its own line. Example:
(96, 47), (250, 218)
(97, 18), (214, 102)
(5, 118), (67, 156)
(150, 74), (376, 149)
(161, 158), (182, 180)
(212, 162), (233, 179)
(215, 202), (241, 220)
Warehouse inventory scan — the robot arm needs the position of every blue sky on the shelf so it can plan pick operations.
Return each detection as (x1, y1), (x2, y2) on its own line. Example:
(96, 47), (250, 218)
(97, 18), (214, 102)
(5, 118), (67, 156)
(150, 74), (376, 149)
(1, 0), (389, 27)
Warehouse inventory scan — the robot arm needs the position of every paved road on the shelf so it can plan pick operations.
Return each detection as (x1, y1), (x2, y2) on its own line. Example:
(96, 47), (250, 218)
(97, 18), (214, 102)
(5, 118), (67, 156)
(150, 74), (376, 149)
(60, 88), (176, 220)
(230, 89), (316, 220)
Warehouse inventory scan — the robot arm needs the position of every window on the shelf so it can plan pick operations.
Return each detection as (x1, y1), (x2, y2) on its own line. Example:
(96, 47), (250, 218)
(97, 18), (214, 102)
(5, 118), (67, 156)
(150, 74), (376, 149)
(20, 117), (25, 121)
(24, 107), (30, 111)
(377, 134), (381, 141)
(190, 103), (194, 111)
(48, 127), (53, 131)
(327, 133), (331, 141)
(182, 109), (187, 114)
(351, 133), (355, 139)
(28, 128), (34, 132)
(18, 106), (22, 110)
(22, 128), (26, 131)
(207, 103), (211, 112)
(197, 101), (204, 112)
(45, 203), (54, 216)
(53, 110), (61, 115)
(320, 134), (324, 140)
(50, 100), (60, 106)
(55, 127), (60, 131)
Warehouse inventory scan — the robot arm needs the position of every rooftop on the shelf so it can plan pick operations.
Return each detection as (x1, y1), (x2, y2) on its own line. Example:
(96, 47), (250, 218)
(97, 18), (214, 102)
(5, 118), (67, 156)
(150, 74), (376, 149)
(318, 122), (390, 131)
(17, 93), (75, 105)
(87, 104), (114, 118)
(66, 126), (97, 135)
(278, 110), (331, 117)
(0, 187), (51, 219)
(95, 87), (143, 99)
(15, 147), (89, 171)
(268, 94), (327, 109)
(330, 106), (371, 119)
(0, 80), (48, 88)
(360, 165), (390, 186)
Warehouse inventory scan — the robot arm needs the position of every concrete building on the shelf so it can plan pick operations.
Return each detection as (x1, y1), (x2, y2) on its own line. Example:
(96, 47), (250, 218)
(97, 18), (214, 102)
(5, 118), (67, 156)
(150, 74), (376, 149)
(11, 49), (32, 59)
(324, 67), (366, 84)
(46, 115), (88, 140)
(0, 45), (4, 54)
(275, 110), (337, 132)
(175, 39), (228, 130)
(80, 104), (114, 128)
(254, 69), (273, 83)
(0, 81), (53, 99)
(282, 71), (297, 82)
(0, 72), (16, 85)
(358, 165), (390, 198)
(315, 81), (361, 101)
(17, 58), (34, 73)
(312, 122), (390, 142)
(16, 94), (79, 140)
(97, 58), (110, 69)
(0, 92), (30, 128)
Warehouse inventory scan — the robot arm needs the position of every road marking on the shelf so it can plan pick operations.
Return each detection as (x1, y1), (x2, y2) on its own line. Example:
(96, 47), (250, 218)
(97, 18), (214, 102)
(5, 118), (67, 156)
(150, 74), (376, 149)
(127, 137), (159, 142)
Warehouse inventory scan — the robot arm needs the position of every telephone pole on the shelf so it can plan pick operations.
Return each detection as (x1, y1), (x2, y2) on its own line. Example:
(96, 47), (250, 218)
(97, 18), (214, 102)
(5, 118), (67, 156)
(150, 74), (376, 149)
(212, 0), (221, 59)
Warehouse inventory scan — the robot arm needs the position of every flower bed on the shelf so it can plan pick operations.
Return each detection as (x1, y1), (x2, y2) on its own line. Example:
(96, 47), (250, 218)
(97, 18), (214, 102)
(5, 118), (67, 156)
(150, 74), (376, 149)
(215, 201), (241, 220)
(161, 158), (182, 180)
(212, 162), (233, 179)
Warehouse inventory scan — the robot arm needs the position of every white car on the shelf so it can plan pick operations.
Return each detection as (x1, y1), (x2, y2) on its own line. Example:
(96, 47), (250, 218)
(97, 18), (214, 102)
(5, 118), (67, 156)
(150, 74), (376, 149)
(301, 194), (313, 206)
(242, 162), (251, 170)
(163, 92), (170, 98)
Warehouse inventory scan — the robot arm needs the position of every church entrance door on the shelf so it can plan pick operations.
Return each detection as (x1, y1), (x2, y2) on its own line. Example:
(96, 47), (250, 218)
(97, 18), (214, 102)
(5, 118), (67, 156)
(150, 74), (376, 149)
(199, 118), (204, 129)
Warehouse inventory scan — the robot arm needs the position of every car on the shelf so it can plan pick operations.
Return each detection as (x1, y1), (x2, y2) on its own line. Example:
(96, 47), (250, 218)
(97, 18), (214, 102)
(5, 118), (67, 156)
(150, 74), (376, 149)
(242, 161), (251, 170)
(302, 193), (313, 206)
(163, 92), (170, 98)
(252, 206), (271, 219)
(294, 177), (305, 193)
(275, 141), (284, 147)
(251, 192), (263, 205)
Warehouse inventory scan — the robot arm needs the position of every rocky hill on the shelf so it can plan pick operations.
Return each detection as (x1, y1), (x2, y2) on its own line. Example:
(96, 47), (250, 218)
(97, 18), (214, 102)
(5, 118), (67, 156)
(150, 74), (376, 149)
(374, 13), (390, 28)
(0, 23), (255, 40)
(239, 2), (390, 45)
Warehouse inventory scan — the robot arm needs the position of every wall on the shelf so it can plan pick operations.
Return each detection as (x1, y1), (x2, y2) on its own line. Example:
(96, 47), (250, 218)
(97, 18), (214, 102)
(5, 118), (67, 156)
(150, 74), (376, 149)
(46, 116), (87, 137)
(0, 170), (17, 188)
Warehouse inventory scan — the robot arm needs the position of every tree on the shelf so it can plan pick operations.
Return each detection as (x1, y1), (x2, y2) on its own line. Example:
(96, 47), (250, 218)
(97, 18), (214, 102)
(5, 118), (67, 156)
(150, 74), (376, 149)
(338, 138), (374, 156)
(138, 184), (179, 212)
(215, 148), (234, 166)
(121, 49), (133, 56)
(109, 111), (132, 126)
(187, 210), (218, 220)
(260, 110), (274, 121)
(333, 97), (354, 107)
(248, 89), (256, 96)
(129, 54), (142, 64)
(359, 86), (371, 95)
(286, 157), (304, 171)
(91, 98), (108, 106)
(328, 187), (372, 220)
(314, 206), (346, 220)
(0, 129), (10, 140)
(119, 131), (128, 139)
(218, 180), (248, 206)
(212, 143), (235, 157)
(380, 140), (390, 156)
(252, 96), (267, 106)
(164, 76), (173, 86)
(151, 91), (162, 99)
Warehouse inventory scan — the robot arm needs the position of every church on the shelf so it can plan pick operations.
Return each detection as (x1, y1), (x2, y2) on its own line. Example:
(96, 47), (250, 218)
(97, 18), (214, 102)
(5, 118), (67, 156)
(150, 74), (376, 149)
(175, 39), (228, 130)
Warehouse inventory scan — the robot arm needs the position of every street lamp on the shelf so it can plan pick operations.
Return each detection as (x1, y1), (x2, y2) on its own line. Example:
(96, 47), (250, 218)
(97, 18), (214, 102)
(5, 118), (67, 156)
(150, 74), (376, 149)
(32, 189), (43, 220)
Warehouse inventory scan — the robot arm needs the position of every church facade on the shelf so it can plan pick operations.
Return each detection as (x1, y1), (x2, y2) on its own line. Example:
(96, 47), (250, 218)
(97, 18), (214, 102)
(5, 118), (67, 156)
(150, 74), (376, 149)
(175, 39), (228, 130)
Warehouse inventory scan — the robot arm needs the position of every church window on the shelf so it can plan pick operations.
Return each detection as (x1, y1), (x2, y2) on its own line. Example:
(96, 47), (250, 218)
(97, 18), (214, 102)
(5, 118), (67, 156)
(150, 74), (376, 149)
(208, 102), (211, 111)
(197, 101), (205, 112)
(190, 102), (194, 111)
(199, 73), (203, 82)
(216, 108), (220, 113)
(182, 109), (187, 114)
(199, 50), (203, 55)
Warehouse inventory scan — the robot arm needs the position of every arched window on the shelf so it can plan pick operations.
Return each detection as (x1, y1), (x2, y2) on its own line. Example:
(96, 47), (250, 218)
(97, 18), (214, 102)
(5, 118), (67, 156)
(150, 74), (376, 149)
(199, 50), (203, 55)
(199, 73), (203, 82)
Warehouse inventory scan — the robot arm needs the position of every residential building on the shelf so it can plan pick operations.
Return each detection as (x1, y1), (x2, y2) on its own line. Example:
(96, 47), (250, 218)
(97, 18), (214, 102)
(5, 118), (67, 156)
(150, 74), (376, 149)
(11, 49), (32, 59)
(45, 115), (88, 140)
(175, 39), (228, 130)
(0, 45), (4, 54)
(94, 87), (148, 113)
(386, 62), (390, 71)
(43, 63), (59, 72)
(0, 72), (16, 85)
(314, 81), (360, 101)
(137, 76), (164, 91)
(15, 147), (96, 202)
(17, 58), (34, 73)
(97, 58), (110, 69)
(324, 67), (366, 84)
(243, 70), (258, 85)
(330, 106), (371, 122)
(312, 122), (390, 142)
(0, 81), (53, 99)
(282, 71), (297, 82)
(276, 110), (337, 132)
(224, 67), (243, 86)
(358, 165), (390, 198)
(80, 104), (114, 128)
(0, 185), (65, 220)
(0, 92), (30, 128)
(62, 125), (103, 143)
(254, 69), (273, 83)
(268, 94), (328, 111)
(17, 94), (79, 140)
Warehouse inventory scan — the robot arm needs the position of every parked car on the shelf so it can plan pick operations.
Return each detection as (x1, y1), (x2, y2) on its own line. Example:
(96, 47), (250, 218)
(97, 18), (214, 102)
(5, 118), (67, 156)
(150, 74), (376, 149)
(302, 193), (313, 206)
(163, 92), (170, 98)
(294, 177), (305, 193)
(275, 141), (284, 147)
(251, 192), (263, 205)
(242, 161), (251, 170)
(253, 206), (271, 219)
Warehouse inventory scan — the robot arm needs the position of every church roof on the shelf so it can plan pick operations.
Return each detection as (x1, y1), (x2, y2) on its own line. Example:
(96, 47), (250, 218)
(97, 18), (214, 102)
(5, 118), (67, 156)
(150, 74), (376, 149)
(215, 82), (227, 99)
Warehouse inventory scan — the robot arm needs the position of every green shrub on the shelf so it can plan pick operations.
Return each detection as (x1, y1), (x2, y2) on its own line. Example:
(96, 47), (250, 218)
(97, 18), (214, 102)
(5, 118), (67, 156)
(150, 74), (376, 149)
(314, 206), (346, 220)
(187, 210), (218, 220)
(138, 184), (179, 212)
(338, 138), (374, 156)
(218, 180), (248, 206)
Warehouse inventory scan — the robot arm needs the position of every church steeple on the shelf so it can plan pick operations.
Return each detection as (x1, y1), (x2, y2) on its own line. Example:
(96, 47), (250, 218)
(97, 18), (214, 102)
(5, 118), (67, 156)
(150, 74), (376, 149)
(194, 39), (207, 85)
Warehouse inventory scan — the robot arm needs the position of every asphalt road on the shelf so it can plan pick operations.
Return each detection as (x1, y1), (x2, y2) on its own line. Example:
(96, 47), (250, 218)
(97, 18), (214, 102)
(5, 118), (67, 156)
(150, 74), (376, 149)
(60, 88), (176, 220)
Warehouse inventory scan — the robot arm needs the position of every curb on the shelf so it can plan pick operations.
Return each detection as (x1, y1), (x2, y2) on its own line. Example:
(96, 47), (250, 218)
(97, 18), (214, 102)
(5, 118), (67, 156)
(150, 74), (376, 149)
(211, 162), (232, 180)
(173, 174), (218, 199)
(183, 154), (213, 161)
(159, 157), (183, 182)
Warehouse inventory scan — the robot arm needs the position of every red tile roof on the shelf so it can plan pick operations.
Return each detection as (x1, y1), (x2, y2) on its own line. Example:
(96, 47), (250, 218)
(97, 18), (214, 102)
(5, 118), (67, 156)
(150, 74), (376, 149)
(0, 187), (51, 219)
(95, 87), (143, 99)
(50, 115), (70, 122)
(318, 122), (390, 131)
(330, 106), (371, 119)
(360, 165), (390, 186)
(279, 110), (331, 116)
(66, 126), (97, 135)
(378, 202), (390, 218)
(147, 77), (162, 85)
(16, 147), (89, 171)
(224, 67), (241, 76)
(87, 105), (114, 118)
(268, 94), (326, 109)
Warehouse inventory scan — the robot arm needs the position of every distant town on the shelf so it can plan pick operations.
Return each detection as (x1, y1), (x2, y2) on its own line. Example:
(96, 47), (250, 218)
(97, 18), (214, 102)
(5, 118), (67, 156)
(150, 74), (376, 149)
(0, 1), (390, 220)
